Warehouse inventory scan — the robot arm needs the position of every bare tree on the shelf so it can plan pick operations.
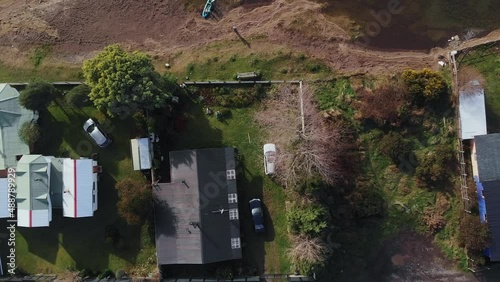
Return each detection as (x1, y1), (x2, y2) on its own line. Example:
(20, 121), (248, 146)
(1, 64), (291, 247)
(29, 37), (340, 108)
(289, 235), (329, 268)
(255, 84), (342, 188)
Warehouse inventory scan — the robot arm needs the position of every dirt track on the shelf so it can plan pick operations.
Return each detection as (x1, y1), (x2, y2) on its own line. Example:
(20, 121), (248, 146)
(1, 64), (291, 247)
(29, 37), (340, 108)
(0, 0), (477, 74)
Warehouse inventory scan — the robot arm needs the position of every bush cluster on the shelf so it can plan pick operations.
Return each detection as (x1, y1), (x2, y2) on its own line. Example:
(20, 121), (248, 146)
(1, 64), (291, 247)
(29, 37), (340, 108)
(378, 131), (412, 165)
(415, 144), (455, 186)
(287, 205), (329, 236)
(402, 68), (448, 105)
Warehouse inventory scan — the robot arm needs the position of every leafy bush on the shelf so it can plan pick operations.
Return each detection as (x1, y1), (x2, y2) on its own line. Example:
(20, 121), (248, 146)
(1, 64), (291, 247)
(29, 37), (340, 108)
(18, 122), (41, 146)
(20, 81), (58, 111)
(458, 214), (490, 251)
(378, 131), (411, 164)
(315, 79), (355, 112)
(402, 68), (448, 105)
(415, 144), (455, 186)
(65, 84), (91, 108)
(288, 205), (329, 236)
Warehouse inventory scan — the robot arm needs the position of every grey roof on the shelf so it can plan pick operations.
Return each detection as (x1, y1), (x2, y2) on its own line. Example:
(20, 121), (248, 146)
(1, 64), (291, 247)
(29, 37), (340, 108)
(154, 148), (242, 265)
(475, 133), (500, 182)
(459, 85), (487, 140)
(49, 157), (64, 207)
(16, 155), (51, 211)
(0, 84), (38, 169)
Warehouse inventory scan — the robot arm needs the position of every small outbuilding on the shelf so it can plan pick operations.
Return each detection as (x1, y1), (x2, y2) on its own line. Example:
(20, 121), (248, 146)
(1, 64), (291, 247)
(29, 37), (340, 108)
(130, 138), (153, 170)
(459, 81), (487, 140)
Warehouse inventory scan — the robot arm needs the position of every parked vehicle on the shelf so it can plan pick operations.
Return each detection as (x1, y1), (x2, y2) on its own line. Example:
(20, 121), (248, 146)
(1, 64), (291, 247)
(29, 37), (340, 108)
(249, 198), (265, 233)
(263, 143), (276, 175)
(83, 118), (111, 148)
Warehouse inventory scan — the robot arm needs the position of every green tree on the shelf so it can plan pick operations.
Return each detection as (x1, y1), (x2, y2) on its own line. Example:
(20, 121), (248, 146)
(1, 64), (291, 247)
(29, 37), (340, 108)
(402, 68), (447, 104)
(65, 84), (91, 108)
(20, 81), (58, 111)
(287, 205), (329, 236)
(18, 122), (41, 146)
(83, 44), (174, 117)
(115, 178), (152, 225)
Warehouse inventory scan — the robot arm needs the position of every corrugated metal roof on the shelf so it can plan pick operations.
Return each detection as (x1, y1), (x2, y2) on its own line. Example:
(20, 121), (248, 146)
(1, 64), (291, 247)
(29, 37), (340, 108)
(131, 138), (152, 170)
(459, 86), (487, 140)
(0, 84), (37, 169)
(16, 155), (51, 227)
(155, 148), (242, 265)
(62, 158), (96, 218)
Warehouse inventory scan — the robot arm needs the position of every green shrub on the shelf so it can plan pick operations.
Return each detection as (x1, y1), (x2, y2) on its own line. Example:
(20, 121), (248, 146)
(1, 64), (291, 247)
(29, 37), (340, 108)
(314, 79), (355, 114)
(378, 131), (411, 164)
(20, 81), (59, 111)
(65, 84), (91, 108)
(18, 122), (41, 146)
(288, 205), (329, 236)
(402, 68), (448, 105)
(415, 144), (455, 185)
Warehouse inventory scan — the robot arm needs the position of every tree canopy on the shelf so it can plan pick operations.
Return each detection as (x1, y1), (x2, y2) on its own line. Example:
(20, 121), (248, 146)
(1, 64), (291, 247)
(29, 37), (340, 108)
(83, 44), (174, 117)
(20, 81), (58, 111)
(115, 178), (152, 225)
(65, 84), (91, 108)
(18, 122), (41, 146)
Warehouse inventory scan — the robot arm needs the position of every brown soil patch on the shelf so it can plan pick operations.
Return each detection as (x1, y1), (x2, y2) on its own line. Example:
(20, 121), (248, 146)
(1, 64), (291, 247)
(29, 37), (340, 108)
(0, 0), (499, 75)
(372, 232), (477, 282)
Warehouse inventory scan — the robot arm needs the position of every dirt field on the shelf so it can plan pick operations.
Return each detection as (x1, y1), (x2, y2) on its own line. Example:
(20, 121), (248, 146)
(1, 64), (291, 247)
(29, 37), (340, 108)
(0, 0), (468, 75)
(374, 232), (477, 282)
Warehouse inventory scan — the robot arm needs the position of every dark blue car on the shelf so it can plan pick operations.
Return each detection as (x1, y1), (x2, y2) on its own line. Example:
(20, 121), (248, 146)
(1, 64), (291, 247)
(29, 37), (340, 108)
(249, 199), (265, 233)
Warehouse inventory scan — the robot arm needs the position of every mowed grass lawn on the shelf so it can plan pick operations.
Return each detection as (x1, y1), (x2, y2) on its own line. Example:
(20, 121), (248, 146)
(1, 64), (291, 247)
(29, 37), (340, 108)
(172, 101), (290, 274)
(15, 96), (156, 275)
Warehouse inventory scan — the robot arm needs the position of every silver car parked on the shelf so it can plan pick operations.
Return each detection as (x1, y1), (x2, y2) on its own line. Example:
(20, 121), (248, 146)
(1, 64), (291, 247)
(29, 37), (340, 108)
(263, 143), (276, 175)
(83, 118), (111, 148)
